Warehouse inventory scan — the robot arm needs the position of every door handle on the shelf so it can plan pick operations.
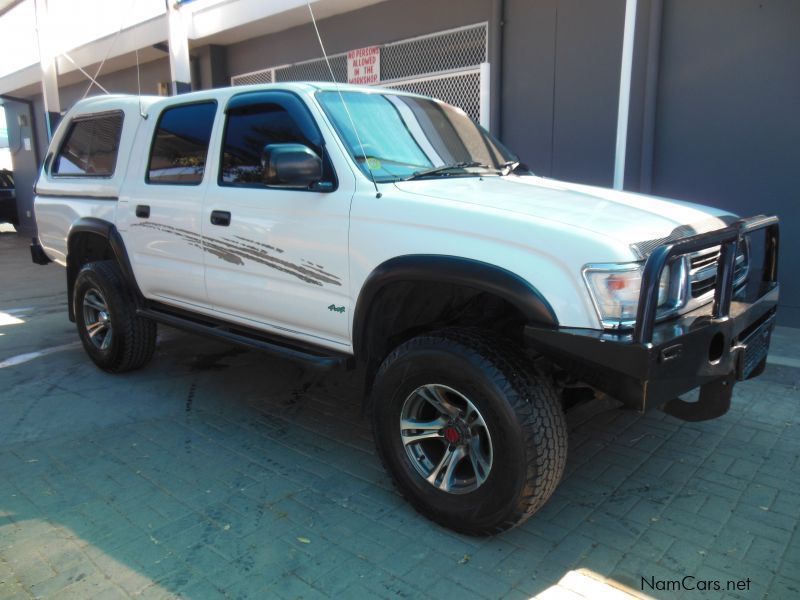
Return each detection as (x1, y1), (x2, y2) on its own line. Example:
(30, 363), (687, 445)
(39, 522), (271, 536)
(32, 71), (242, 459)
(135, 205), (150, 218)
(210, 210), (231, 226)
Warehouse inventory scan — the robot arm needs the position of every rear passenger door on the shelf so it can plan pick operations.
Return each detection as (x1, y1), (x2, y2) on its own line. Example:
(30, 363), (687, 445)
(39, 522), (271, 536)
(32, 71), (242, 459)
(202, 91), (353, 349)
(119, 100), (218, 309)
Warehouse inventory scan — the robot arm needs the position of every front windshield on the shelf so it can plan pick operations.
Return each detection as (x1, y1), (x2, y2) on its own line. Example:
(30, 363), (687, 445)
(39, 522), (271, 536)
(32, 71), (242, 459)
(317, 90), (518, 182)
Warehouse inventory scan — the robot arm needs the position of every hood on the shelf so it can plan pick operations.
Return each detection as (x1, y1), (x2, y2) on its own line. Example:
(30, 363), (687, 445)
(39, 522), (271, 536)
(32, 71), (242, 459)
(393, 175), (736, 253)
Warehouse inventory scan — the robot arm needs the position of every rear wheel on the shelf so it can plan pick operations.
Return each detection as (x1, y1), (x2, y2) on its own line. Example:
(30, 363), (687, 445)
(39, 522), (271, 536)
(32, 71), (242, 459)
(371, 328), (568, 535)
(74, 260), (156, 373)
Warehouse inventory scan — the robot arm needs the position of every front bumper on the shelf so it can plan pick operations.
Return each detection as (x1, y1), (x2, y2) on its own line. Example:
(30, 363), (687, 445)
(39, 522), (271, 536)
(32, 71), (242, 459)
(525, 215), (780, 421)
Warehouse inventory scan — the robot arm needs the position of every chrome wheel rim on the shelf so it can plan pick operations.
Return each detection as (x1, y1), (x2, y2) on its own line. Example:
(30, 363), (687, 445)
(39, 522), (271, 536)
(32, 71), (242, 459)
(399, 384), (493, 494)
(82, 288), (113, 351)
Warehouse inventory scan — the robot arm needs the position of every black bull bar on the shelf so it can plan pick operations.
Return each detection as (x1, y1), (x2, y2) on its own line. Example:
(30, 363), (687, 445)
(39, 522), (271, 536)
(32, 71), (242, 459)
(525, 215), (780, 422)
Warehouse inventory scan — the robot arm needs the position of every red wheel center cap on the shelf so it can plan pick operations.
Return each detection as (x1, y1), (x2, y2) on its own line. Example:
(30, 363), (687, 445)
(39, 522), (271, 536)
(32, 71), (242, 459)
(443, 427), (461, 444)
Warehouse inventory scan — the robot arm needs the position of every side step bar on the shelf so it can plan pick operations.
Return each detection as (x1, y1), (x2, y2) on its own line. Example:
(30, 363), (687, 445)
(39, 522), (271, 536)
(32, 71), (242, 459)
(137, 306), (350, 369)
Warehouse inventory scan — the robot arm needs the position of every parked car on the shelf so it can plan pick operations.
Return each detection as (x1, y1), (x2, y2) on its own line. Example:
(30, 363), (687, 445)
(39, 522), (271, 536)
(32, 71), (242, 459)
(30, 84), (779, 534)
(0, 169), (17, 225)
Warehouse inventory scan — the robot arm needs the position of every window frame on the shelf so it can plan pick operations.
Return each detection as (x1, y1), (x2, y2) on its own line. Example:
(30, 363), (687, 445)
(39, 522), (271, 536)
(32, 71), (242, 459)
(51, 110), (125, 179)
(145, 99), (219, 187)
(218, 90), (338, 193)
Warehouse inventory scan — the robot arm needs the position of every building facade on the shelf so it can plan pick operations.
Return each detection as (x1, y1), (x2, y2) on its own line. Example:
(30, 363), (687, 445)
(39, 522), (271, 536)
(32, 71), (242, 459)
(1, 0), (798, 324)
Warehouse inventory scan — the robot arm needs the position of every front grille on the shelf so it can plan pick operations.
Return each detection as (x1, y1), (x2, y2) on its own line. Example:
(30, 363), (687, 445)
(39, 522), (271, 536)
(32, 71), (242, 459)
(689, 244), (749, 298)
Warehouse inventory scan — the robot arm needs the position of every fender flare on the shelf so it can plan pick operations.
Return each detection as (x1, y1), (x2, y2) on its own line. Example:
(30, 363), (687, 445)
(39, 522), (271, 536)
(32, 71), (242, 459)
(352, 255), (559, 361)
(66, 217), (143, 320)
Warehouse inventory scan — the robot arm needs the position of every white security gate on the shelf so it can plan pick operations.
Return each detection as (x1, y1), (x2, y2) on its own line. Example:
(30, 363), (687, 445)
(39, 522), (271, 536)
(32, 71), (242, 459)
(231, 23), (490, 127)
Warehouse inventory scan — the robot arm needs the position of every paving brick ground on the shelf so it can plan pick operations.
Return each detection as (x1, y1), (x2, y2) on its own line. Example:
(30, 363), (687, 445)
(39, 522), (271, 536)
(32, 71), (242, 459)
(1, 229), (798, 599)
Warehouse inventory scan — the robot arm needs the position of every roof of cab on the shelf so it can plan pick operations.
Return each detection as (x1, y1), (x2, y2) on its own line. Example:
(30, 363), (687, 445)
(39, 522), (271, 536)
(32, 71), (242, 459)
(68, 81), (430, 117)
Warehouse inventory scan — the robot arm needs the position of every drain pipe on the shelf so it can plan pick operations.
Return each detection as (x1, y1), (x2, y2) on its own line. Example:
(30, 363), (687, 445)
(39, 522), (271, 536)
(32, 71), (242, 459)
(613, 0), (639, 190)
(639, 0), (662, 193)
(490, 0), (504, 138)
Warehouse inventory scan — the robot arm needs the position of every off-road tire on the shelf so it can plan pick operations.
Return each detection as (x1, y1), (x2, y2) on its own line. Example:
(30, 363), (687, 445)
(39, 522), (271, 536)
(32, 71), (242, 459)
(371, 327), (568, 535)
(74, 260), (156, 373)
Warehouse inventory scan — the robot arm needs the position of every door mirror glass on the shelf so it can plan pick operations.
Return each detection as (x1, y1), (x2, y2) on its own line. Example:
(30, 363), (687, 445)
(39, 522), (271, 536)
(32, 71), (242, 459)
(260, 143), (322, 189)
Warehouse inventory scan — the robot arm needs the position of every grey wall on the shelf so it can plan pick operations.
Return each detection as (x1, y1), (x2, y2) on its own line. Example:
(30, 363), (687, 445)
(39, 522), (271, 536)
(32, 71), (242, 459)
(502, 0), (799, 325)
(59, 57), (171, 109)
(501, 0), (626, 186)
(551, 0), (625, 186)
(226, 0), (493, 78)
(651, 0), (800, 325)
(501, 0), (557, 175)
(195, 45), (229, 90)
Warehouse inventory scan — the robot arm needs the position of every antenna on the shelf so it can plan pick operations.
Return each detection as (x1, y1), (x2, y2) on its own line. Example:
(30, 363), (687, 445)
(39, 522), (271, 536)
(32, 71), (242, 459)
(306, 1), (381, 198)
(132, 0), (147, 120)
(135, 46), (147, 119)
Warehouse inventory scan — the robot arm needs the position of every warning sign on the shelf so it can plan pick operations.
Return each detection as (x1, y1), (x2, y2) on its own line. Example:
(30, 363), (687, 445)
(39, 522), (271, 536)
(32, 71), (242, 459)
(347, 46), (380, 85)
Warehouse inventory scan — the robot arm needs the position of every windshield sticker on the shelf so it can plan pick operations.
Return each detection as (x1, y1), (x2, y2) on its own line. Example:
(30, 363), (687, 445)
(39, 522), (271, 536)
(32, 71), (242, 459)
(131, 222), (342, 287)
(366, 157), (382, 171)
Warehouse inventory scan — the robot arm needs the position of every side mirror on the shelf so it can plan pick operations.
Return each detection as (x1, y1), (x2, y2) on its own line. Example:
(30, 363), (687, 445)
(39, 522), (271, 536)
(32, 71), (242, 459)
(261, 143), (323, 189)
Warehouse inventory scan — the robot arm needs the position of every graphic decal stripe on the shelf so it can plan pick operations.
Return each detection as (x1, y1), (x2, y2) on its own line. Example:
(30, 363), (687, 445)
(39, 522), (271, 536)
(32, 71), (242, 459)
(131, 222), (342, 287)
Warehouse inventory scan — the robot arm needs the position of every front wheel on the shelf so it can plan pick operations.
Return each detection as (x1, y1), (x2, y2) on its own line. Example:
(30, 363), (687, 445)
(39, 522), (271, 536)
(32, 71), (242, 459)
(371, 328), (568, 535)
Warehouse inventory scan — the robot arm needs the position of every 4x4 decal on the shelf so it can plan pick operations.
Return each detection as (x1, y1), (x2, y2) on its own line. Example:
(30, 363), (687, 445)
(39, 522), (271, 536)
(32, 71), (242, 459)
(131, 222), (341, 287)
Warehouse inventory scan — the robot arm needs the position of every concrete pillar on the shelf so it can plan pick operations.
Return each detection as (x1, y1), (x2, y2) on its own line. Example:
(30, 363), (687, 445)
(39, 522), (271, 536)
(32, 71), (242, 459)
(195, 45), (229, 90)
(34, 0), (60, 139)
(167, 1), (192, 94)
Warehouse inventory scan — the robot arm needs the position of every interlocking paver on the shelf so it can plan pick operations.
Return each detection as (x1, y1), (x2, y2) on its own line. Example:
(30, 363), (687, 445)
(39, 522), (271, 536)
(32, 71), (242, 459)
(2, 230), (799, 599)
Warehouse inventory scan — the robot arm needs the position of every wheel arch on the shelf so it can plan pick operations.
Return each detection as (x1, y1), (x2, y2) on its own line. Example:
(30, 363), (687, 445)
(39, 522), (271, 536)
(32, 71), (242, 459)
(66, 217), (142, 321)
(352, 255), (558, 374)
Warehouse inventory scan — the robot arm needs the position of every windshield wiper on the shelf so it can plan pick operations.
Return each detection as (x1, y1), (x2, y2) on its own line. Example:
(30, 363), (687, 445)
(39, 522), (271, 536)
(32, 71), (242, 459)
(405, 161), (495, 181)
(500, 160), (520, 176)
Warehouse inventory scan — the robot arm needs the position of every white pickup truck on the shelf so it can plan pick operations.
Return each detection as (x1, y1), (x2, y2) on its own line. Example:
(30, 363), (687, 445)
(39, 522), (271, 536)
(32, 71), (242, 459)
(31, 83), (779, 534)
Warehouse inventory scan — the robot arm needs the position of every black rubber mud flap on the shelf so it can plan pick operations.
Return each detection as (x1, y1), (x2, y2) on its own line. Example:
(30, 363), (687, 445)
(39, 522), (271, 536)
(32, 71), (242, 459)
(661, 373), (735, 422)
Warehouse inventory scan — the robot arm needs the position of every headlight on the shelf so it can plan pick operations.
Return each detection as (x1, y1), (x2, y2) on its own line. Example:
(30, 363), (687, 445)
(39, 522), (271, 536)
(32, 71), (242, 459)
(583, 260), (687, 329)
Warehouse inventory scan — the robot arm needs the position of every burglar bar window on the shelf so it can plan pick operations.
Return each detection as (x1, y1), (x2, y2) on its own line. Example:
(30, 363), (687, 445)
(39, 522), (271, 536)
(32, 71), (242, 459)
(52, 112), (124, 177)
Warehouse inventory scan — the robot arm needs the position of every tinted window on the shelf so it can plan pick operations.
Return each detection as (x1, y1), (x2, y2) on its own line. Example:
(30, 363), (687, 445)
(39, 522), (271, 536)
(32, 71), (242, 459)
(53, 113), (124, 176)
(220, 103), (332, 187)
(147, 102), (217, 185)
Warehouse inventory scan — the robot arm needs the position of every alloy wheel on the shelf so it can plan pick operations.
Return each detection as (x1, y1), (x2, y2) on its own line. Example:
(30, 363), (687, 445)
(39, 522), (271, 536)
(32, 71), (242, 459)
(82, 288), (113, 351)
(399, 383), (493, 494)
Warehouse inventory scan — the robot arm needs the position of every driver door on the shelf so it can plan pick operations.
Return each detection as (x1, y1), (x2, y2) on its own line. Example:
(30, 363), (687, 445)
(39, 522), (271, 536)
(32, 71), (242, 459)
(201, 91), (353, 350)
